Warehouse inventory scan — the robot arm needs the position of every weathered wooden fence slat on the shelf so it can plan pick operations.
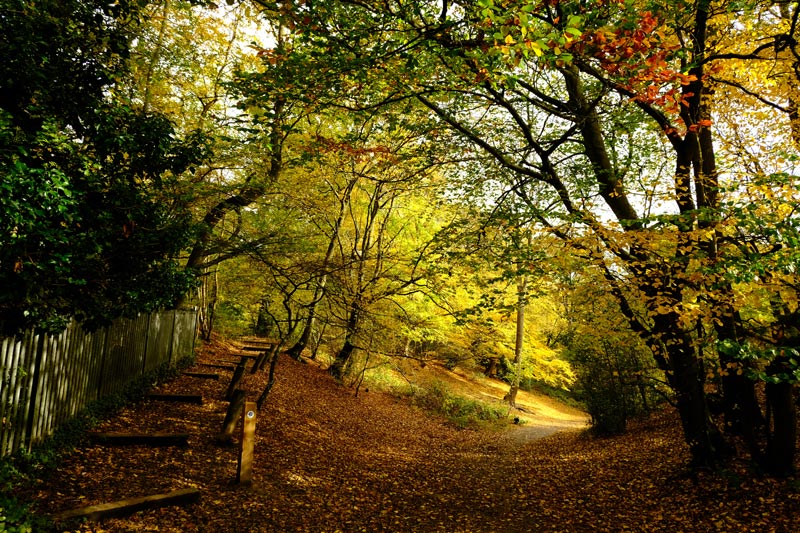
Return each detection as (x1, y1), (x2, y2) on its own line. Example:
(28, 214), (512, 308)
(0, 308), (197, 458)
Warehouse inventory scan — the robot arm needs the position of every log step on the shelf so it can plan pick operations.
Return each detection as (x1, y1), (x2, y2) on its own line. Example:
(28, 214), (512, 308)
(240, 345), (273, 352)
(237, 337), (277, 345)
(182, 371), (220, 380)
(198, 362), (236, 370)
(88, 432), (190, 446)
(231, 351), (259, 359)
(147, 393), (203, 404)
(54, 487), (201, 522)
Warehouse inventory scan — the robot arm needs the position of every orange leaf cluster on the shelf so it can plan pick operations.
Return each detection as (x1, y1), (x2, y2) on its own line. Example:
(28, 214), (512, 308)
(579, 12), (696, 116)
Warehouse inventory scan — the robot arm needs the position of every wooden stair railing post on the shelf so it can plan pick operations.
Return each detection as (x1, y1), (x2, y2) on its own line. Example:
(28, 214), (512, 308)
(216, 389), (246, 445)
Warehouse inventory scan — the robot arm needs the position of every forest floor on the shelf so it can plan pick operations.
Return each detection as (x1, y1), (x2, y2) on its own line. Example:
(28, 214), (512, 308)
(25, 336), (800, 532)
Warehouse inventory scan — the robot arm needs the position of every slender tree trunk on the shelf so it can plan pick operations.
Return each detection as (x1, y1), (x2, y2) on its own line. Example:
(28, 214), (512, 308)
(507, 274), (526, 407)
(287, 308), (316, 360)
(257, 341), (283, 410)
(288, 177), (358, 359)
(329, 303), (360, 382)
(484, 357), (498, 378)
(198, 267), (217, 341)
(140, 0), (170, 115)
(311, 320), (327, 360)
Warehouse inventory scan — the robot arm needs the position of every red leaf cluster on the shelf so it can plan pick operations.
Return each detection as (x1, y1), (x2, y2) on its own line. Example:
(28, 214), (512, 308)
(578, 12), (696, 116)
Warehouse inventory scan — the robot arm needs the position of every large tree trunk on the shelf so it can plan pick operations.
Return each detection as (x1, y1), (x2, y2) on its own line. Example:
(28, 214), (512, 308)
(713, 304), (765, 460)
(670, 345), (722, 468)
(653, 310), (726, 469)
(176, 94), (285, 307)
(765, 359), (797, 476)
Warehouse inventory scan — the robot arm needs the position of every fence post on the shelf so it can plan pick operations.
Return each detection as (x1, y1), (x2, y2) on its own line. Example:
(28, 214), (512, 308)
(142, 313), (152, 376)
(237, 402), (257, 485)
(169, 310), (178, 364)
(23, 332), (46, 450)
(96, 323), (111, 400)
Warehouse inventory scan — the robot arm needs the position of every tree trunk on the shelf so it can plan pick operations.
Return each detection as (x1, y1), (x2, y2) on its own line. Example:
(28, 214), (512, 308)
(507, 273), (526, 407)
(329, 337), (356, 382)
(647, 300), (726, 469)
(256, 341), (284, 410)
(765, 371), (797, 476)
(714, 308), (765, 459)
(329, 303), (360, 382)
(664, 332), (725, 469)
(253, 298), (273, 337)
(484, 357), (498, 378)
(197, 267), (217, 342)
(287, 306), (316, 360)
(311, 320), (327, 360)
(288, 177), (357, 359)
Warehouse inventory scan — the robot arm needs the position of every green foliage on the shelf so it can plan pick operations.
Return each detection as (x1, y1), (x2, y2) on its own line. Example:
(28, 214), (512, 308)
(0, 0), (212, 334)
(0, 0), (140, 135)
(566, 337), (661, 436)
(0, 105), (205, 334)
(0, 495), (50, 533)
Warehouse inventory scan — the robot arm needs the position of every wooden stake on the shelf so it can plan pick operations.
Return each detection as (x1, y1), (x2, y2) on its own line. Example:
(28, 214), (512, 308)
(224, 361), (247, 401)
(216, 389), (246, 445)
(237, 401), (256, 485)
(197, 363), (236, 370)
(182, 372), (220, 380)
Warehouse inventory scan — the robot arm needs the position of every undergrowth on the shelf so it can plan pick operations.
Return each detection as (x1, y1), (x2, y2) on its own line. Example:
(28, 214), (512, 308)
(362, 364), (512, 429)
(404, 380), (508, 429)
(521, 378), (585, 411)
(0, 355), (194, 532)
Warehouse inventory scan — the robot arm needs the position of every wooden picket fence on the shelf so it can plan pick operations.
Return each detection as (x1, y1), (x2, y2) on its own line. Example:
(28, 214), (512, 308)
(0, 308), (197, 458)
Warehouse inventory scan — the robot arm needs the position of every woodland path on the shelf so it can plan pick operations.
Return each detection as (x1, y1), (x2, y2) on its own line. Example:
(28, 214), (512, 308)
(26, 337), (799, 532)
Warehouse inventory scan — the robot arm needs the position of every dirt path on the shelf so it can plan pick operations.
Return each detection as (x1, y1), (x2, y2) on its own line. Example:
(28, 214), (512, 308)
(505, 418), (588, 444)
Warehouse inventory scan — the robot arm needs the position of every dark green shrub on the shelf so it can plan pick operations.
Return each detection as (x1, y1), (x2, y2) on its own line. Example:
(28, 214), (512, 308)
(0, 495), (51, 533)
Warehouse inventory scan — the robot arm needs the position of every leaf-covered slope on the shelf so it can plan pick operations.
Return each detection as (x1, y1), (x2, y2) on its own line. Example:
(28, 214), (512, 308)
(28, 338), (800, 532)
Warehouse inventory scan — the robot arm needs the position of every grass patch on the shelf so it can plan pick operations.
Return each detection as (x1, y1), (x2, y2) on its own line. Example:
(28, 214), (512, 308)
(361, 364), (509, 429)
(360, 362), (412, 393)
(521, 378), (585, 411)
(405, 380), (508, 429)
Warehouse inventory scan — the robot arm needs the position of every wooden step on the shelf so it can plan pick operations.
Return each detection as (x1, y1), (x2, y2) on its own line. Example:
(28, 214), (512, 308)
(197, 362), (236, 370)
(147, 393), (203, 404)
(88, 432), (190, 447)
(182, 371), (220, 380)
(54, 487), (201, 522)
(239, 345), (273, 352)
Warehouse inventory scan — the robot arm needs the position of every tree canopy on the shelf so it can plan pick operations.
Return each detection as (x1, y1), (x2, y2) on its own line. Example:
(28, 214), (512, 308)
(3, 0), (800, 474)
